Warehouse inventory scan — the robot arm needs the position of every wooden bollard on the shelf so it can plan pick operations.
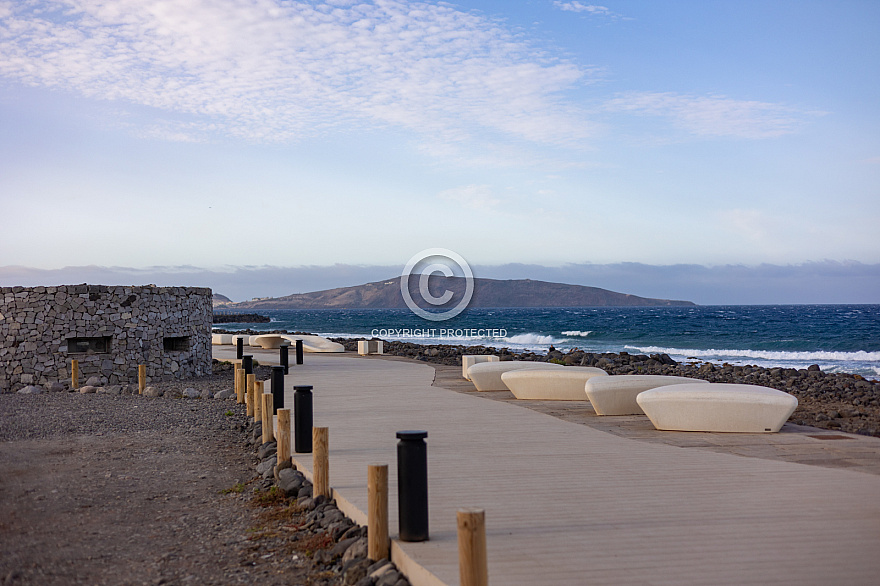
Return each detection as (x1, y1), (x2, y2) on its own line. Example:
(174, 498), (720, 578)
(277, 408), (291, 466)
(71, 359), (79, 390)
(237, 368), (246, 404)
(368, 464), (389, 561)
(457, 509), (488, 586)
(138, 364), (146, 394)
(246, 374), (256, 417)
(261, 392), (274, 444)
(234, 363), (241, 401)
(313, 427), (329, 499)
(254, 380), (263, 422)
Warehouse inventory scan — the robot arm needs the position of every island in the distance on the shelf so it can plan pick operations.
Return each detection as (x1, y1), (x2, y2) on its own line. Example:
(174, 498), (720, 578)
(218, 276), (695, 309)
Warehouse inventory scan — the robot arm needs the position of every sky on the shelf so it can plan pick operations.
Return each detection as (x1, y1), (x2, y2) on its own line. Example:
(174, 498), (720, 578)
(1, 0), (878, 303)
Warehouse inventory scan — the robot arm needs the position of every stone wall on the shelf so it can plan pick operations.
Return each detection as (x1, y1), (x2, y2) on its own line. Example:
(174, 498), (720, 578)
(0, 284), (212, 392)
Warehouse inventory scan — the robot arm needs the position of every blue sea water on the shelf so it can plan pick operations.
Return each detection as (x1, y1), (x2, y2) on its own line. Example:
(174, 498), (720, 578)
(215, 305), (880, 379)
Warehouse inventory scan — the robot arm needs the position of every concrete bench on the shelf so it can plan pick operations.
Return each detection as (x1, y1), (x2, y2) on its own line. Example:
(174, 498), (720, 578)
(212, 333), (233, 345)
(467, 361), (564, 392)
(357, 340), (384, 356)
(636, 383), (798, 433)
(252, 334), (284, 349)
(281, 335), (345, 353)
(501, 367), (608, 400)
(585, 375), (703, 415)
(462, 355), (499, 380)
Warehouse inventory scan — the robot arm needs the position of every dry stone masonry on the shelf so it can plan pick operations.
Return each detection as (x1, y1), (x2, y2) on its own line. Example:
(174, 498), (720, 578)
(0, 284), (212, 392)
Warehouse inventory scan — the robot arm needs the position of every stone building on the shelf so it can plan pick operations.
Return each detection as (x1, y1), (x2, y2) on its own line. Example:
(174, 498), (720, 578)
(0, 284), (212, 392)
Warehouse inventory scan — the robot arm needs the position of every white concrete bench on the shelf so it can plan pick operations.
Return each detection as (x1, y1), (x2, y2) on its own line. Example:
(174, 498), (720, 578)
(501, 367), (608, 400)
(212, 333), (233, 345)
(585, 375), (703, 415)
(467, 361), (564, 392)
(253, 334), (284, 349)
(462, 355), (499, 380)
(358, 340), (384, 356)
(636, 383), (798, 433)
(230, 334), (250, 347)
(281, 334), (345, 353)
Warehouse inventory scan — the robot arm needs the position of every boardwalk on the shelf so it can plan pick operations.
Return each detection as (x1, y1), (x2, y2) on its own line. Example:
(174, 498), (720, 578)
(215, 347), (880, 585)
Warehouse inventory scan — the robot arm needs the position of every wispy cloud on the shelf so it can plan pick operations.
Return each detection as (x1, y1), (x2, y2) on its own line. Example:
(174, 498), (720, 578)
(552, 2), (617, 17)
(438, 184), (501, 210)
(0, 0), (589, 145)
(604, 92), (808, 139)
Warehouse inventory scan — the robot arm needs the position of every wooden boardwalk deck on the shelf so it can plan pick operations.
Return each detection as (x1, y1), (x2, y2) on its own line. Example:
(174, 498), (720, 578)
(214, 348), (880, 585)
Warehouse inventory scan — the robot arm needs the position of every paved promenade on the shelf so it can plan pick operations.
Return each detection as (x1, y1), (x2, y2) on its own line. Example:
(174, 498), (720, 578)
(214, 347), (880, 585)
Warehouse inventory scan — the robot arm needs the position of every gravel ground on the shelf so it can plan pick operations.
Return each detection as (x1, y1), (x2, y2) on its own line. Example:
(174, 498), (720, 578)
(0, 367), (368, 586)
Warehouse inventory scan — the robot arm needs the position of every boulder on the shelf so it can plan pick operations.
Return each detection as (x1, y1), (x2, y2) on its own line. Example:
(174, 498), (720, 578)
(182, 388), (200, 399)
(142, 386), (162, 397)
(213, 389), (234, 399)
(79, 385), (97, 394)
(17, 385), (42, 395)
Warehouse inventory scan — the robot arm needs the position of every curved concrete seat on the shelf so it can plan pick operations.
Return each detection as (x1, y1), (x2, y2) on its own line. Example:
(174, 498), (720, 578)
(637, 383), (798, 433)
(585, 375), (703, 415)
(462, 355), (500, 380)
(230, 334), (250, 347)
(280, 334), (344, 353)
(253, 334), (284, 349)
(212, 333), (233, 345)
(467, 361), (564, 392)
(501, 367), (608, 400)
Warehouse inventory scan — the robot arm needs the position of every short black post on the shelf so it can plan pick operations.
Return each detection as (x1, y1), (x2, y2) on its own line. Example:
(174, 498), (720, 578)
(296, 339), (304, 365)
(242, 354), (253, 375)
(396, 430), (429, 542)
(294, 385), (314, 453)
(236, 337), (243, 359)
(280, 343), (289, 375)
(270, 366), (285, 414)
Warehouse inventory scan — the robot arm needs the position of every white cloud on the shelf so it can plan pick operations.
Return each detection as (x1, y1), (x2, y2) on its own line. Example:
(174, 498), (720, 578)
(0, 0), (590, 145)
(552, 2), (614, 16)
(438, 184), (501, 210)
(605, 92), (806, 139)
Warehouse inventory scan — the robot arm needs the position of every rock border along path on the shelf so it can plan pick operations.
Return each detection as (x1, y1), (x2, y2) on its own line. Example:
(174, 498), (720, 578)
(216, 346), (880, 586)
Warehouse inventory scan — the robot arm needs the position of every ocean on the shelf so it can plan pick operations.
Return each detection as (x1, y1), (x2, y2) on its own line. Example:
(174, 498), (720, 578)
(214, 305), (880, 379)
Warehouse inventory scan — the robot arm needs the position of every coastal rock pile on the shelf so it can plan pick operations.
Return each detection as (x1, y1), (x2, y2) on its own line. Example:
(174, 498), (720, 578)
(212, 313), (271, 324)
(332, 338), (880, 437)
(245, 417), (411, 586)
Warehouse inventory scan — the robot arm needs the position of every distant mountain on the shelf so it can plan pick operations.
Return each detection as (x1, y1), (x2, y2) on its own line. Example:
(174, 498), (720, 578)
(212, 293), (233, 307)
(226, 277), (695, 309)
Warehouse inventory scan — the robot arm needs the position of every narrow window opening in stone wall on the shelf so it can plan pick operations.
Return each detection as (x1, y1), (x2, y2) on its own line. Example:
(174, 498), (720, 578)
(67, 336), (112, 354)
(164, 336), (191, 352)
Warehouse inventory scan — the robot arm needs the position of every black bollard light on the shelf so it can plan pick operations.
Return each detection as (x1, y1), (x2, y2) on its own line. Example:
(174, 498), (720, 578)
(280, 343), (289, 375)
(295, 339), (304, 365)
(270, 365), (285, 414)
(396, 430), (429, 542)
(293, 385), (314, 453)
(242, 354), (253, 375)
(236, 337), (243, 359)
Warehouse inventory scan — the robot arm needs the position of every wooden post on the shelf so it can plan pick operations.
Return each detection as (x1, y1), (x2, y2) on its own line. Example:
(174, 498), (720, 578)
(313, 427), (329, 499)
(234, 363), (241, 402)
(246, 374), (256, 417)
(457, 509), (488, 586)
(237, 368), (246, 404)
(71, 359), (79, 390)
(261, 392), (274, 444)
(138, 364), (146, 394)
(368, 464), (389, 561)
(254, 380), (263, 422)
(277, 408), (291, 466)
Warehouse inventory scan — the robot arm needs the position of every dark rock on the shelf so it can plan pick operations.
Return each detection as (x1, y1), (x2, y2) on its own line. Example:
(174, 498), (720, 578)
(343, 558), (373, 585)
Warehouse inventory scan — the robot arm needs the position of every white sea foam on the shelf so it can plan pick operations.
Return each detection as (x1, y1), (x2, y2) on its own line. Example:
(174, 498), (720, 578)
(561, 330), (593, 337)
(625, 346), (880, 363)
(504, 333), (561, 345)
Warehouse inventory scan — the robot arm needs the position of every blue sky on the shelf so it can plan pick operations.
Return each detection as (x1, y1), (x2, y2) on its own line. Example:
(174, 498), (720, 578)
(1, 0), (878, 303)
